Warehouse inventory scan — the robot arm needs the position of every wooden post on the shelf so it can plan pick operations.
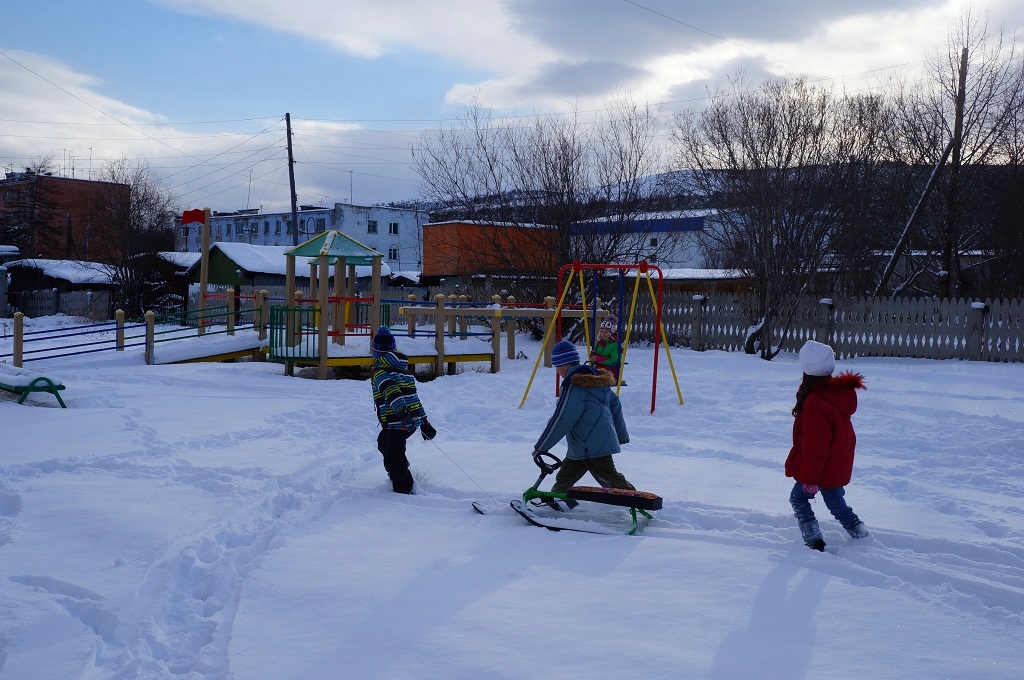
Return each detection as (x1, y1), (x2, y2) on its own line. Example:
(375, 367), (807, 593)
(116, 309), (125, 351)
(145, 311), (155, 365)
(308, 262), (318, 300)
(967, 301), (987, 361)
(458, 295), (468, 341)
(370, 255), (382, 345)
(490, 307), (501, 373)
(506, 296), (516, 360)
(226, 286), (235, 335)
(317, 253), (330, 379)
(284, 254), (296, 376)
(256, 291), (268, 341)
(434, 294), (446, 376)
(198, 208), (211, 336)
(13, 311), (23, 367)
(543, 296), (555, 367)
(816, 298), (835, 346)
(333, 257), (346, 346)
(255, 291), (267, 361)
(407, 294), (417, 336)
(691, 295), (705, 351)
(346, 263), (357, 332)
(447, 295), (457, 340)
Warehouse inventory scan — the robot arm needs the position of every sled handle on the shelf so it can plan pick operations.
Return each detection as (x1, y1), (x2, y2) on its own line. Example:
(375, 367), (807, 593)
(533, 452), (562, 475)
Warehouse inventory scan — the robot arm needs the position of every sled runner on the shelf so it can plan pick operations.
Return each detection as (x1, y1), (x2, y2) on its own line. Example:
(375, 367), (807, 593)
(514, 452), (662, 535)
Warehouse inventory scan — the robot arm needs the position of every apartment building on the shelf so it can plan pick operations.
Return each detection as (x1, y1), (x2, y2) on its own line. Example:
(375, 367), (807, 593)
(176, 203), (428, 274)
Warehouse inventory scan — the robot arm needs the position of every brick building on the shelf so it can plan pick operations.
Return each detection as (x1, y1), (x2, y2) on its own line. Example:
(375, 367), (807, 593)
(421, 220), (559, 279)
(0, 170), (129, 261)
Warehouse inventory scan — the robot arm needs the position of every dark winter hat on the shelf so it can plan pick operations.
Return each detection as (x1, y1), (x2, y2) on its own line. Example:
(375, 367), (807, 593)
(372, 326), (397, 354)
(601, 314), (618, 332)
(551, 340), (581, 367)
(799, 340), (835, 376)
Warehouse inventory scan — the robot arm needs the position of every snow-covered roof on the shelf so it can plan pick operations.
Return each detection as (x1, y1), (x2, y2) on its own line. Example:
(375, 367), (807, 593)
(213, 243), (292, 275)
(192, 243), (391, 277)
(4, 259), (114, 285)
(576, 209), (719, 223)
(423, 220), (553, 229)
(625, 268), (746, 280)
(158, 252), (202, 268)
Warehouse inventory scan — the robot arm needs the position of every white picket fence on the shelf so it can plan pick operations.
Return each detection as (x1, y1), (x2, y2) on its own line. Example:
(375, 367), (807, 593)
(631, 291), (1022, 362)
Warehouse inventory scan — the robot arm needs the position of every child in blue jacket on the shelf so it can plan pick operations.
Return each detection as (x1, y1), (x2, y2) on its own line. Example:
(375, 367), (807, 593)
(534, 339), (634, 493)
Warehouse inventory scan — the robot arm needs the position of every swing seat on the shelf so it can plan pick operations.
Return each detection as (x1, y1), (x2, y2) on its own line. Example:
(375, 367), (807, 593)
(566, 486), (663, 511)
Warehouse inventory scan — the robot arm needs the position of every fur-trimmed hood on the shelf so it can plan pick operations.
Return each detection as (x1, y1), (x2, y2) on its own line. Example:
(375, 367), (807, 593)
(805, 371), (865, 417)
(567, 365), (616, 388)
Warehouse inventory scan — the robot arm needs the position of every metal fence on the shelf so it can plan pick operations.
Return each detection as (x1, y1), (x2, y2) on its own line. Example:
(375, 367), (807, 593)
(13, 289), (111, 321)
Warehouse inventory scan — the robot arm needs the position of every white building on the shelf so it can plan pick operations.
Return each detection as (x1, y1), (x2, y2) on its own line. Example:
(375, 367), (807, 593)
(571, 209), (720, 269)
(176, 203), (428, 274)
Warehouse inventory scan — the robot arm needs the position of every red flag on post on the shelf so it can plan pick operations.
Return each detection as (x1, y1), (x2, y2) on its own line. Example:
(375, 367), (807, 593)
(181, 208), (205, 225)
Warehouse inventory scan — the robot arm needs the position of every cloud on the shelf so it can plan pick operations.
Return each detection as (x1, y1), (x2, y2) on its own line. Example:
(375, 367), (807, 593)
(522, 60), (650, 97)
(507, 0), (944, 59)
(154, 0), (555, 73)
(150, 0), (1015, 116)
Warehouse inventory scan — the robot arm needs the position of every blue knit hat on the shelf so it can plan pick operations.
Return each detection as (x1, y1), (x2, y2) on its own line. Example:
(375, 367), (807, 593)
(551, 340), (581, 367)
(372, 326), (397, 354)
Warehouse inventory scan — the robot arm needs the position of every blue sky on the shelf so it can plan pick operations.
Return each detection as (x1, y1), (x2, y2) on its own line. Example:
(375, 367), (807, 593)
(2, 0), (1021, 212)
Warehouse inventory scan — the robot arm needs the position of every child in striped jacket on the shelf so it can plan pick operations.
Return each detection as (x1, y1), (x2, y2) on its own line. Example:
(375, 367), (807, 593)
(370, 327), (436, 494)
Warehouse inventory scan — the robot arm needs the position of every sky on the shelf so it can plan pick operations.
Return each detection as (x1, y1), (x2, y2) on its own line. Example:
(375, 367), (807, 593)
(1, 0), (1023, 213)
(0, 314), (1022, 678)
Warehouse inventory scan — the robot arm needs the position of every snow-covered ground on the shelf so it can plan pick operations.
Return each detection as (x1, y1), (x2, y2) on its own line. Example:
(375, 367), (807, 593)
(1, 315), (1022, 679)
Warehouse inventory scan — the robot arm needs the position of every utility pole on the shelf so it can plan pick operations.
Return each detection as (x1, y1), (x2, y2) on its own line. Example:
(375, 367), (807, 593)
(939, 47), (969, 299)
(874, 47), (968, 298)
(286, 112), (299, 246)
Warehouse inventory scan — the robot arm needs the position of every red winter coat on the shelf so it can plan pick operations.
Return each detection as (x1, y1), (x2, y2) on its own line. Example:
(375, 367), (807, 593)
(785, 372), (865, 488)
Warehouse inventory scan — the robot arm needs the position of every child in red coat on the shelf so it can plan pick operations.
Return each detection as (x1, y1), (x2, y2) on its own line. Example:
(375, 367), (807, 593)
(785, 340), (870, 551)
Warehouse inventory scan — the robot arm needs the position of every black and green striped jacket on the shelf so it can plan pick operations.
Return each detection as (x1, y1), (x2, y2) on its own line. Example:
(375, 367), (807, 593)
(371, 350), (426, 429)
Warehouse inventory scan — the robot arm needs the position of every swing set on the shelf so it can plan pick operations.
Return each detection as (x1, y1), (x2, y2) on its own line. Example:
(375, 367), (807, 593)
(519, 261), (684, 413)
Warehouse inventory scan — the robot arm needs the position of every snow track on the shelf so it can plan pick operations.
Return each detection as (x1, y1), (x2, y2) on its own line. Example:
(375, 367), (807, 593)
(1, 343), (1022, 678)
(1, 406), (378, 679)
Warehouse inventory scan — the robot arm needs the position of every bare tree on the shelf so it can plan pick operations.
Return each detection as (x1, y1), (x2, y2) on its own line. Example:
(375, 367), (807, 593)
(87, 156), (179, 316)
(672, 76), (877, 358)
(414, 97), (667, 303)
(884, 8), (1024, 297)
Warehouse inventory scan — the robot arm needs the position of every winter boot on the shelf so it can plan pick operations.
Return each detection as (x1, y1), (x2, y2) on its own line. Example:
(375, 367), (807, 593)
(798, 518), (823, 548)
(846, 521), (870, 539)
(808, 539), (826, 552)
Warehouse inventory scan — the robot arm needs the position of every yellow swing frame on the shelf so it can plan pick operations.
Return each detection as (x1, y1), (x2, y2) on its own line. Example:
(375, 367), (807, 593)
(519, 262), (683, 413)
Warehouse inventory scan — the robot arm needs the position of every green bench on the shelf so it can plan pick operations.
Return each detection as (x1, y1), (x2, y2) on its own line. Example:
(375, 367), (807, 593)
(0, 364), (68, 408)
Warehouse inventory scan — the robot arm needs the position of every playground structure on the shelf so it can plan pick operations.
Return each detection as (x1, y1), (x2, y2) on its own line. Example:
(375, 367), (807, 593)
(1, 214), (688, 396)
(520, 261), (684, 413)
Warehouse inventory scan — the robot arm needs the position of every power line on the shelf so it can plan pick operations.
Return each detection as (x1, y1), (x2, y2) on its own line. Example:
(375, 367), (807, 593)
(0, 116), (281, 126)
(0, 47), (232, 168)
(621, 0), (827, 77)
(158, 120), (284, 183)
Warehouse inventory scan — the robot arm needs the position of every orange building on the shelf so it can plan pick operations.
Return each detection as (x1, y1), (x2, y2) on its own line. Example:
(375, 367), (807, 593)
(422, 220), (559, 278)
